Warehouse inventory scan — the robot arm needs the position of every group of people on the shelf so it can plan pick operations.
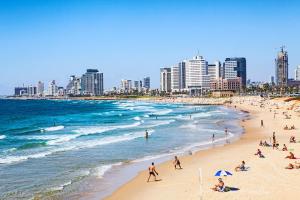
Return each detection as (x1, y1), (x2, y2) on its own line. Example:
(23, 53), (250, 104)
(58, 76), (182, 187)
(284, 125), (295, 130)
(147, 156), (182, 182)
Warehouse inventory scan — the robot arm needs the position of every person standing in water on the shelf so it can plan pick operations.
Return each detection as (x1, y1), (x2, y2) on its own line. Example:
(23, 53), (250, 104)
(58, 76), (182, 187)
(212, 134), (215, 144)
(225, 128), (229, 143)
(145, 130), (149, 139)
(147, 162), (159, 182)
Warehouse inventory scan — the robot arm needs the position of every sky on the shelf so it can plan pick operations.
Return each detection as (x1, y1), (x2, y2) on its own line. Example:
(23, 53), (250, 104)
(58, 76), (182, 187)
(0, 0), (300, 95)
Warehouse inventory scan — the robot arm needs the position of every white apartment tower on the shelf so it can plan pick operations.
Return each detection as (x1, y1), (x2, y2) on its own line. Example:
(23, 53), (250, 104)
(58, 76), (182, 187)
(295, 65), (300, 81)
(160, 68), (171, 92)
(185, 56), (210, 95)
(37, 81), (44, 96)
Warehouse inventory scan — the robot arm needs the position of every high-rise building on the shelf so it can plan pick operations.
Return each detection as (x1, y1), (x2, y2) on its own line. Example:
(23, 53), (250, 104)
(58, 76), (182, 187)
(48, 80), (58, 96)
(185, 56), (210, 94)
(171, 65), (180, 92)
(171, 61), (186, 92)
(37, 81), (44, 96)
(143, 77), (150, 89)
(134, 80), (140, 90)
(208, 61), (221, 81)
(295, 65), (300, 81)
(275, 47), (288, 87)
(27, 85), (37, 96)
(160, 68), (171, 92)
(270, 76), (275, 85)
(14, 87), (28, 96)
(120, 79), (132, 92)
(66, 75), (81, 96)
(81, 69), (104, 96)
(223, 57), (247, 87)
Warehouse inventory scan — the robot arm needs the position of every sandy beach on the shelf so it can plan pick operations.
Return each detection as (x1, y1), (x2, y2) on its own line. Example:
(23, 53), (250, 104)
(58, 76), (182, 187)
(106, 96), (300, 200)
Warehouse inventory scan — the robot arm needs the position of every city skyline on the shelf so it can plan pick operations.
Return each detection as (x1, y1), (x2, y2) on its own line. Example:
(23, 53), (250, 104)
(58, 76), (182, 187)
(1, 0), (300, 95)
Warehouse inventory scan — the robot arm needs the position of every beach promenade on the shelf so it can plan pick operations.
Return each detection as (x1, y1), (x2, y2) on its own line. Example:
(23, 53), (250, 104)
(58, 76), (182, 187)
(106, 96), (300, 200)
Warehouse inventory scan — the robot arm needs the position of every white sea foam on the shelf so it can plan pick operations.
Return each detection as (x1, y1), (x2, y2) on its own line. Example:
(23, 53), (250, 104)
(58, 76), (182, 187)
(147, 120), (175, 128)
(94, 162), (123, 178)
(42, 125), (64, 132)
(151, 109), (173, 115)
(0, 130), (154, 165)
(0, 135), (6, 140)
(50, 181), (72, 191)
(133, 116), (141, 121)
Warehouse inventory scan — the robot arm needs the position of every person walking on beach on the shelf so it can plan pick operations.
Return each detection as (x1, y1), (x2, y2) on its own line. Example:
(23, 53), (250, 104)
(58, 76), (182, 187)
(173, 156), (182, 169)
(261, 120), (264, 127)
(212, 134), (215, 144)
(147, 162), (159, 182)
(272, 132), (277, 150)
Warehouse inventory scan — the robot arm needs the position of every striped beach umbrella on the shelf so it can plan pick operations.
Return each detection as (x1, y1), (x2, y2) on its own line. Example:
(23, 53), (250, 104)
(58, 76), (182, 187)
(215, 170), (232, 177)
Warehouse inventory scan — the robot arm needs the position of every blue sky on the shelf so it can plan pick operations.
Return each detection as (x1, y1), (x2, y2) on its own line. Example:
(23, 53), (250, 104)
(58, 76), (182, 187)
(0, 0), (299, 95)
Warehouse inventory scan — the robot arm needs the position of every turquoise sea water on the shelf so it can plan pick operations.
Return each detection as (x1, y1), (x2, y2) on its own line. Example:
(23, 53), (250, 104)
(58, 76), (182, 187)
(0, 99), (245, 199)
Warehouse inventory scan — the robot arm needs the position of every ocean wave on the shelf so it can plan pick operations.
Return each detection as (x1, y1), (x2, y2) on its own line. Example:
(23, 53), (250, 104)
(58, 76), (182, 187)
(94, 162), (122, 178)
(0, 135), (6, 140)
(0, 151), (53, 164)
(133, 116), (141, 121)
(151, 109), (173, 115)
(0, 130), (154, 165)
(50, 181), (72, 192)
(42, 125), (64, 132)
(73, 122), (141, 135)
(147, 120), (175, 128)
(17, 142), (47, 150)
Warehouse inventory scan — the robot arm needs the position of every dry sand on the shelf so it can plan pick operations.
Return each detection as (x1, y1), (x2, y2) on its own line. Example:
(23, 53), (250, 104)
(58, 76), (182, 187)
(106, 96), (300, 200)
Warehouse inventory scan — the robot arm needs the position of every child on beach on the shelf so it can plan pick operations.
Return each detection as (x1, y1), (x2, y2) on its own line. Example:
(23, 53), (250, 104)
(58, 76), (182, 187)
(173, 156), (182, 169)
(235, 161), (246, 171)
(254, 149), (265, 158)
(282, 144), (288, 151)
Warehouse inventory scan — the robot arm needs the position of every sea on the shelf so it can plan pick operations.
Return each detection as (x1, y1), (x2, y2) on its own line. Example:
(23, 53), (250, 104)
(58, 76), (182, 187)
(0, 99), (246, 199)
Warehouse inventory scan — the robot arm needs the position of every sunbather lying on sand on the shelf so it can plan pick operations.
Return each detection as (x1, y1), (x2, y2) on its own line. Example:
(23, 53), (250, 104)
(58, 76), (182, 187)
(285, 152), (296, 159)
(211, 178), (225, 192)
(285, 162), (300, 169)
(235, 161), (246, 171)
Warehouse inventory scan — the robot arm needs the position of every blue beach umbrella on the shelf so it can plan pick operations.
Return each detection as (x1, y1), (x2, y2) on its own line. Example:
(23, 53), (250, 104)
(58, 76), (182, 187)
(215, 170), (233, 177)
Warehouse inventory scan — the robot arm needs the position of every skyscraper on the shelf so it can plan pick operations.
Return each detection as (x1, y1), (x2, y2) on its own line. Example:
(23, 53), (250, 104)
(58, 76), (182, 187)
(143, 77), (150, 89)
(66, 75), (81, 96)
(120, 79), (132, 93)
(295, 65), (300, 81)
(37, 81), (44, 96)
(208, 61), (221, 81)
(171, 61), (186, 92)
(81, 69), (104, 96)
(48, 80), (58, 96)
(223, 57), (247, 87)
(185, 55), (210, 95)
(275, 47), (288, 87)
(160, 68), (171, 92)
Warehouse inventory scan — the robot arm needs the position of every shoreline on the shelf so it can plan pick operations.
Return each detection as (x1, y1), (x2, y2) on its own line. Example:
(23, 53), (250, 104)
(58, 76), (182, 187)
(79, 104), (245, 200)
(104, 96), (300, 200)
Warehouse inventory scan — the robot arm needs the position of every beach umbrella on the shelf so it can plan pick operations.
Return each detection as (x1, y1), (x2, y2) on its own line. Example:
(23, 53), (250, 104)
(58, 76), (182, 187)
(215, 170), (232, 177)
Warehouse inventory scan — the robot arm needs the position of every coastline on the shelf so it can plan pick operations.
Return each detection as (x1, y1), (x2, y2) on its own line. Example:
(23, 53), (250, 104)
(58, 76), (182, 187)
(105, 96), (300, 200)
